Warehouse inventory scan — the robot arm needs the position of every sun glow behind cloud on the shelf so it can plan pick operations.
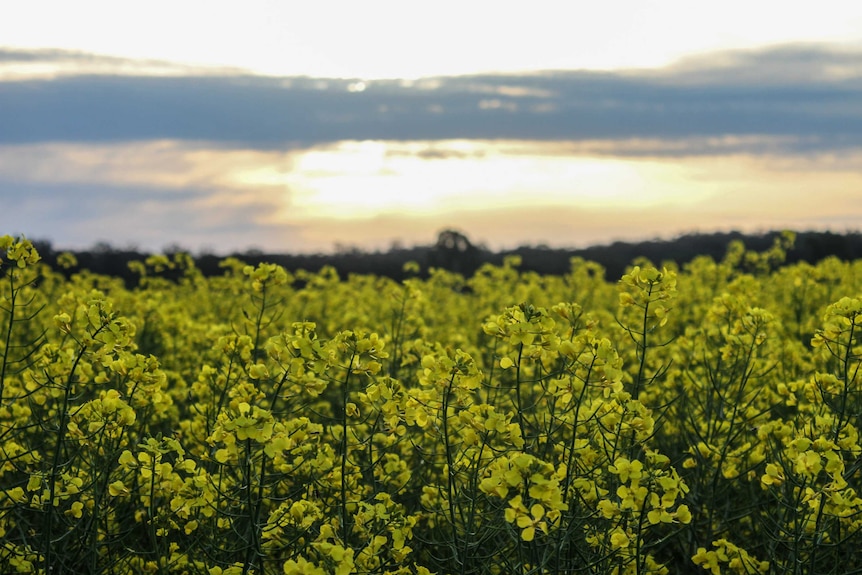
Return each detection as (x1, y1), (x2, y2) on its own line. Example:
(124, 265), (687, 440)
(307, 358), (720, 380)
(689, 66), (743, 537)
(3, 136), (861, 253)
(1, 2), (861, 256)
(233, 139), (862, 252)
(263, 140), (718, 221)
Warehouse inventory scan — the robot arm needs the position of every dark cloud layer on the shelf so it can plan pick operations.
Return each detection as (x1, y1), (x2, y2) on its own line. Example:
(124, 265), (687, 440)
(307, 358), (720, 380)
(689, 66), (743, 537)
(1, 44), (861, 154)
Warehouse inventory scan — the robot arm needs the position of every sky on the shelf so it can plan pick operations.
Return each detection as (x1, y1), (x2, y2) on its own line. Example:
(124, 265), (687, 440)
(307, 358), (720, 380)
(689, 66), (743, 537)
(2, 0), (862, 254)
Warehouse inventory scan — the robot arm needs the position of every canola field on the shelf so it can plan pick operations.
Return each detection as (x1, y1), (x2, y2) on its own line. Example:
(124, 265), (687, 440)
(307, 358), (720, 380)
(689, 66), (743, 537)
(1, 232), (861, 574)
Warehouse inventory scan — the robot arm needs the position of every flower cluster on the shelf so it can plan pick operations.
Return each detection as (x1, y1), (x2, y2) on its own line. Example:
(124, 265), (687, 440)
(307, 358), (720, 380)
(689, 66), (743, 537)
(3, 233), (862, 574)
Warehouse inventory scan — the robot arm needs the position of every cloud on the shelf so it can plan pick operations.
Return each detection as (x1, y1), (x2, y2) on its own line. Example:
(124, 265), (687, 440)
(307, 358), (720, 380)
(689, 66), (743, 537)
(0, 165), (301, 253)
(1, 44), (861, 155)
(0, 140), (299, 189)
(3, 44), (861, 254)
(0, 47), (245, 79)
(3, 134), (862, 254)
(654, 43), (862, 84)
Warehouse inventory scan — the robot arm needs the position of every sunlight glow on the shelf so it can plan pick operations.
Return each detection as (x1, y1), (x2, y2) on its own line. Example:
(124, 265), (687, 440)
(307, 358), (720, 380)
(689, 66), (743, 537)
(3, 1), (862, 79)
(278, 140), (716, 220)
(3, 2), (862, 255)
(3, 139), (862, 253)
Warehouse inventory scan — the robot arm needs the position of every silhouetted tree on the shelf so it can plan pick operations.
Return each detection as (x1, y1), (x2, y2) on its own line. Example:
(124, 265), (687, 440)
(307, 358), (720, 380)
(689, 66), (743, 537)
(28, 229), (862, 286)
(429, 229), (480, 275)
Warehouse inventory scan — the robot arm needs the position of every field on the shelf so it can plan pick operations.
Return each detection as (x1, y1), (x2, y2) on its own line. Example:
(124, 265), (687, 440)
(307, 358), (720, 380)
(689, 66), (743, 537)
(1, 232), (861, 574)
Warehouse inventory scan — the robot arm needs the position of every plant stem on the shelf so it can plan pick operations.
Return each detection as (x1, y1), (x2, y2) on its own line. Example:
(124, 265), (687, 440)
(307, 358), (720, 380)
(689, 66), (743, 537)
(514, 344), (526, 450)
(42, 343), (87, 572)
(0, 271), (17, 400)
(441, 371), (461, 570)
(340, 353), (355, 547)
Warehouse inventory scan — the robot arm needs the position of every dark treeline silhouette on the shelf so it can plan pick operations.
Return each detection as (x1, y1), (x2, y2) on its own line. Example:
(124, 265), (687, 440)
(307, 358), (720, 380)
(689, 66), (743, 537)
(30, 229), (862, 286)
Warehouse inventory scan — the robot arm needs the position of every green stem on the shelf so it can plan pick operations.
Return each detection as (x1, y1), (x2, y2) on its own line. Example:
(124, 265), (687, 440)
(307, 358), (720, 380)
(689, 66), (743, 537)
(340, 353), (355, 547)
(389, 290), (408, 379)
(633, 282), (654, 401)
(0, 271), (17, 401)
(441, 371), (461, 569)
(809, 317), (857, 574)
(252, 283), (267, 360)
(243, 437), (264, 574)
(834, 317), (855, 443)
(563, 357), (594, 506)
(514, 344), (526, 450)
(147, 453), (163, 575)
(42, 343), (87, 572)
(458, 439), (486, 575)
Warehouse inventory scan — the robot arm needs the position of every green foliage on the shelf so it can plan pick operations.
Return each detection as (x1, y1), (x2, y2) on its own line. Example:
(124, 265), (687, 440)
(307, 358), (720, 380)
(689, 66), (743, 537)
(1, 233), (861, 574)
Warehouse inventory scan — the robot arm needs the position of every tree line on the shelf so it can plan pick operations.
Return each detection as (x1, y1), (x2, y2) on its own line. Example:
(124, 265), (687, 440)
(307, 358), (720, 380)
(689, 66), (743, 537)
(29, 229), (862, 285)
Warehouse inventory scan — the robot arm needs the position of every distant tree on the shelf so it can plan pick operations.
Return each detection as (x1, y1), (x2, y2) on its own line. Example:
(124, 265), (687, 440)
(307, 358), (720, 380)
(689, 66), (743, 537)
(162, 243), (189, 256)
(430, 229), (479, 275)
(91, 241), (116, 254)
(37, 229), (862, 286)
(435, 229), (473, 253)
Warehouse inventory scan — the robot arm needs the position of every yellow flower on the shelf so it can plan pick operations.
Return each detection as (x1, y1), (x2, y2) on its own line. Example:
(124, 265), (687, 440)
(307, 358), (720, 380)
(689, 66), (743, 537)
(108, 481), (129, 497)
(761, 463), (784, 487)
(692, 548), (721, 575)
(610, 529), (630, 549)
(7, 487), (26, 503)
(648, 508), (674, 524)
(282, 556), (327, 575)
(64, 501), (84, 518)
(610, 457), (643, 483)
(516, 503), (546, 542)
(597, 499), (619, 519)
(795, 451), (822, 477)
(26, 475), (42, 492)
(118, 450), (137, 468)
(248, 363), (269, 380)
(619, 292), (636, 307)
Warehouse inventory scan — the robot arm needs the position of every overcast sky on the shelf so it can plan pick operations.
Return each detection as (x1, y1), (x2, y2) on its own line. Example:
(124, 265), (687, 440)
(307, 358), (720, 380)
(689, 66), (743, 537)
(2, 1), (862, 254)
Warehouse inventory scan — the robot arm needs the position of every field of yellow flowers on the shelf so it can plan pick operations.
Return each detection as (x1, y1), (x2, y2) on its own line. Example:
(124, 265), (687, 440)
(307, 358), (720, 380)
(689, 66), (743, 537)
(1, 232), (861, 575)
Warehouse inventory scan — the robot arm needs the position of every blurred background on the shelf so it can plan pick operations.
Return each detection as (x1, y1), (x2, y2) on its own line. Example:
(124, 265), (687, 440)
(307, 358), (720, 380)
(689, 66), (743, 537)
(2, 0), (862, 255)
